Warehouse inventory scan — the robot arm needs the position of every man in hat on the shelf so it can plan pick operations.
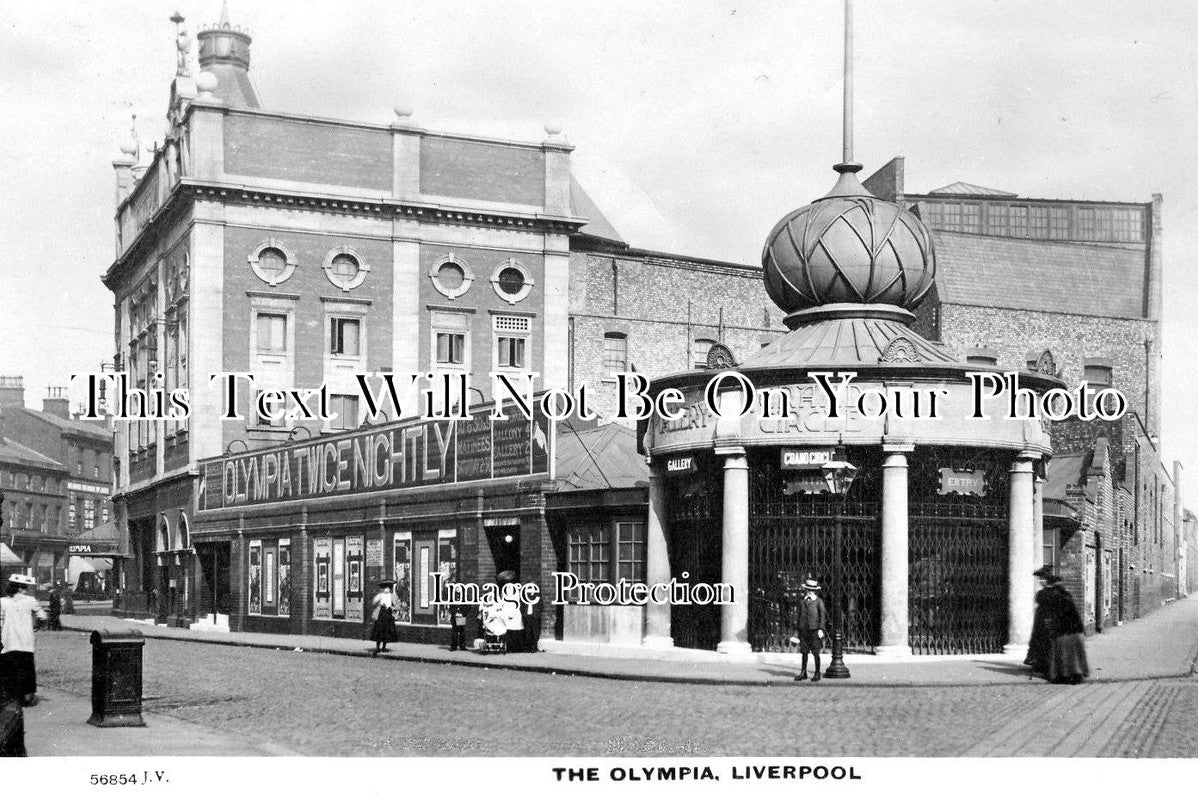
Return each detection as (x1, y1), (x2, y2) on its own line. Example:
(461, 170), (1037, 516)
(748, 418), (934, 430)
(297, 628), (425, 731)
(0, 574), (48, 707)
(789, 576), (827, 682)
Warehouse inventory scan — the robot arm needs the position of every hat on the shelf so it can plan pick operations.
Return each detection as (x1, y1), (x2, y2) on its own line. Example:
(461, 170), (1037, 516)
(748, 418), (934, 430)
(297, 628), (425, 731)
(800, 578), (821, 592)
(496, 570), (517, 584)
(7, 574), (35, 587)
(377, 580), (396, 588)
(1032, 565), (1060, 582)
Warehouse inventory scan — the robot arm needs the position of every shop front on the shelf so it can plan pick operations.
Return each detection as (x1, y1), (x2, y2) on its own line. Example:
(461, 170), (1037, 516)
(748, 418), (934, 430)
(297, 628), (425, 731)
(192, 402), (554, 643)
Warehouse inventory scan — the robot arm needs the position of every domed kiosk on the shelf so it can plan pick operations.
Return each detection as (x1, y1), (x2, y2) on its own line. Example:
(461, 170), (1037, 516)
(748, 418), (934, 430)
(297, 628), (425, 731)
(640, 6), (1064, 662)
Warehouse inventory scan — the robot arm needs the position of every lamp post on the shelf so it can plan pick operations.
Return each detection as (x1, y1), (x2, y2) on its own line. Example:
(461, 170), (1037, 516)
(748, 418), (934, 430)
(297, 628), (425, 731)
(822, 446), (858, 679)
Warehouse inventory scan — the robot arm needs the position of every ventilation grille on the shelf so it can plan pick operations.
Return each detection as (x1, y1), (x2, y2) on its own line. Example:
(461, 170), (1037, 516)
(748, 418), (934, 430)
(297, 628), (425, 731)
(493, 315), (530, 333)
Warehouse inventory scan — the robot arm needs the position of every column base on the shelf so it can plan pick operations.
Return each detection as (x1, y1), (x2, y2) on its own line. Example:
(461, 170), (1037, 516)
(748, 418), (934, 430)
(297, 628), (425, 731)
(716, 641), (755, 661)
(1003, 643), (1029, 658)
(641, 635), (675, 650)
(873, 644), (913, 659)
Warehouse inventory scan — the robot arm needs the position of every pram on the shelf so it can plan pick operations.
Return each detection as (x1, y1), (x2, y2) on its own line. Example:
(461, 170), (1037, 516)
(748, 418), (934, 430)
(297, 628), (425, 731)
(479, 603), (507, 654)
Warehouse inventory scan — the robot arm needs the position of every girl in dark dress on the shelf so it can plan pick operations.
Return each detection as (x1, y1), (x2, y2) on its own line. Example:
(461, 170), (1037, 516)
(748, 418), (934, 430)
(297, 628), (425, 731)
(369, 581), (399, 655)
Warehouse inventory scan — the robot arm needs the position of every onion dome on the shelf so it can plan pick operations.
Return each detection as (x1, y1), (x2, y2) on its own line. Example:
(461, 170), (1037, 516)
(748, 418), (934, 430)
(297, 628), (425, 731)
(762, 164), (936, 327)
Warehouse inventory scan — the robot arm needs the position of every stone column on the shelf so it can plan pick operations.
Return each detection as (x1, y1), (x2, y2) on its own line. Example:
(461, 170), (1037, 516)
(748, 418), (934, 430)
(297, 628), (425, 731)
(717, 451), (751, 658)
(642, 463), (673, 649)
(1005, 455), (1036, 655)
(1033, 470), (1045, 571)
(877, 447), (912, 657)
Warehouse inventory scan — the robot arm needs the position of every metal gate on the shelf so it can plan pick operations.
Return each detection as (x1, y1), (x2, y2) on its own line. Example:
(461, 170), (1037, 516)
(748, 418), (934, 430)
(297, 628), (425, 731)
(665, 459), (723, 651)
(748, 448), (883, 653)
(908, 448), (1010, 655)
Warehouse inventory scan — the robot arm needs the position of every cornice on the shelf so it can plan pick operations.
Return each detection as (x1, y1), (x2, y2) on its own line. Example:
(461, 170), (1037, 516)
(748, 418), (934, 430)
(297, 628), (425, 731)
(105, 179), (587, 288)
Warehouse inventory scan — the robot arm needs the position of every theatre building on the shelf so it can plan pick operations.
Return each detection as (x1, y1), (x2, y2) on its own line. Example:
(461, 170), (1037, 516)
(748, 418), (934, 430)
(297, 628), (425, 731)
(637, 160), (1064, 657)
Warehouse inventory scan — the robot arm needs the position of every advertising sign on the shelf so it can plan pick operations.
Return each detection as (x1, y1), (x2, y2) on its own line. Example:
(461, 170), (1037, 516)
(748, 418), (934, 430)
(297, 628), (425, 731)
(937, 468), (986, 496)
(198, 400), (552, 512)
(780, 447), (835, 470)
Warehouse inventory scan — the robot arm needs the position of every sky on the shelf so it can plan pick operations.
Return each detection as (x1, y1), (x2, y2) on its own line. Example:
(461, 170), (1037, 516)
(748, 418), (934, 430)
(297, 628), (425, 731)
(1, 0), (1197, 503)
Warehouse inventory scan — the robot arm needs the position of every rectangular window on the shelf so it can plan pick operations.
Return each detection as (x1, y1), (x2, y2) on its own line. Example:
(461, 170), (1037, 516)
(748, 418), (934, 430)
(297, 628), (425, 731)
(329, 317), (360, 357)
(83, 498), (95, 530)
(437, 530), (458, 626)
(1028, 206), (1049, 238)
(1077, 207), (1096, 240)
(1113, 208), (1143, 243)
(985, 203), (1009, 236)
(1083, 364), (1113, 387)
(330, 394), (359, 430)
(1049, 207), (1069, 239)
(616, 521), (646, 582)
(332, 538), (346, 617)
(436, 332), (465, 365)
(38, 504), (47, 534)
(567, 525), (611, 583)
(497, 336), (526, 369)
(1009, 205), (1028, 238)
(962, 203), (981, 233)
(922, 202), (943, 227)
(256, 313), (288, 352)
(941, 202), (961, 231)
(264, 549), (276, 605)
(393, 532), (412, 624)
(101, 505), (110, 524)
(603, 334), (628, 371)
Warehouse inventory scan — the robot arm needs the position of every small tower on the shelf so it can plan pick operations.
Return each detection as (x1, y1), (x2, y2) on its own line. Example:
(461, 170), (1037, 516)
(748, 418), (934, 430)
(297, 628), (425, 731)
(195, 2), (260, 108)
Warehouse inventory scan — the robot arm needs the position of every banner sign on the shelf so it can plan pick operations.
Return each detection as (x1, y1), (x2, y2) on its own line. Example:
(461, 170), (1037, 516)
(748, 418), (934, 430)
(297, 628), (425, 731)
(198, 400), (551, 512)
(780, 447), (835, 470)
(938, 468), (986, 496)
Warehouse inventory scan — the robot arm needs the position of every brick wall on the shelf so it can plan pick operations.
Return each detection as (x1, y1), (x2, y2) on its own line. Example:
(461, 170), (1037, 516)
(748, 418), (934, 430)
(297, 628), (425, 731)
(224, 114), (393, 192)
(420, 137), (544, 207)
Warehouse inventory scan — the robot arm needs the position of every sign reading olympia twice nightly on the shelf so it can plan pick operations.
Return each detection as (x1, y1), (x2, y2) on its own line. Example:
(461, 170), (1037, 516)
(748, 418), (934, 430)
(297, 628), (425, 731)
(197, 400), (551, 511)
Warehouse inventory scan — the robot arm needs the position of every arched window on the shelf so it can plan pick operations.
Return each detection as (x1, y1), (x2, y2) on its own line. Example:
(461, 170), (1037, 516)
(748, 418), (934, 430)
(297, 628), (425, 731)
(603, 332), (628, 372)
(176, 514), (190, 551)
(692, 338), (718, 369)
(156, 518), (171, 553)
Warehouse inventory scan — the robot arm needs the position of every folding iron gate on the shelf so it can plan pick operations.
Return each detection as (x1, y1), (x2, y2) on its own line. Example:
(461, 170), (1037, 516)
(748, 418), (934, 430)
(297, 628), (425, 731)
(665, 459), (723, 651)
(907, 448), (1011, 655)
(747, 448), (883, 653)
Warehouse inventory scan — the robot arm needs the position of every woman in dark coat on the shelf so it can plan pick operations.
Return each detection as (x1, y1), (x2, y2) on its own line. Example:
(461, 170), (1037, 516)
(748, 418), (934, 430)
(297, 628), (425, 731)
(1029, 566), (1089, 683)
(1025, 566), (1054, 674)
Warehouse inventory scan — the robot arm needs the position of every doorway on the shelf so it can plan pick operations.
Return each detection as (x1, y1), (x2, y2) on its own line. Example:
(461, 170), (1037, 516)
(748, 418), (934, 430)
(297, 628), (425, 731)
(486, 525), (521, 580)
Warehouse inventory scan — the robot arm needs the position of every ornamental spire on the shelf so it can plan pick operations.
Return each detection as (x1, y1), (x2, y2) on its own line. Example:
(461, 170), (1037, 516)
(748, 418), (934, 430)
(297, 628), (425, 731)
(838, 0), (858, 172)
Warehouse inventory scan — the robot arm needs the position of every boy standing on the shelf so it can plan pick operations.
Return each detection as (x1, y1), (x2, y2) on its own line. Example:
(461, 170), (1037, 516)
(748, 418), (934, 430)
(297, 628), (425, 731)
(789, 577), (827, 682)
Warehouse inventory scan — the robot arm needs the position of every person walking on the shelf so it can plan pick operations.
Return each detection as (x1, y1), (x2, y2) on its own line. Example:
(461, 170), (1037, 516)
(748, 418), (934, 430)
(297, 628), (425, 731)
(368, 580), (399, 656)
(1030, 566), (1089, 684)
(47, 584), (63, 632)
(0, 575), (48, 707)
(789, 576), (827, 682)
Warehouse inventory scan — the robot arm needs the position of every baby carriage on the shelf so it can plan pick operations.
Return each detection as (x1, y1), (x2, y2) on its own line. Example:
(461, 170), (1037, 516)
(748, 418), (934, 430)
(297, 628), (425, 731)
(479, 602), (508, 654)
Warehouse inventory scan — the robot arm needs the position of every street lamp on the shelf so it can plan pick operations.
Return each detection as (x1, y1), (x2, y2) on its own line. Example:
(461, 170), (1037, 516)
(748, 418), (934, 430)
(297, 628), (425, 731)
(822, 446), (857, 679)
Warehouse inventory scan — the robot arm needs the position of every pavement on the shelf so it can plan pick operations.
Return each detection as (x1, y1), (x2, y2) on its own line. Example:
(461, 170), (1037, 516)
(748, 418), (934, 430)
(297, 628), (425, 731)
(61, 593), (1198, 688)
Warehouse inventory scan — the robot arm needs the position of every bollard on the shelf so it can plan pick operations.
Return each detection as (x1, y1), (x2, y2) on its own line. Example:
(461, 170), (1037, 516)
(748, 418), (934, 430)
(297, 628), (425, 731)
(87, 629), (146, 728)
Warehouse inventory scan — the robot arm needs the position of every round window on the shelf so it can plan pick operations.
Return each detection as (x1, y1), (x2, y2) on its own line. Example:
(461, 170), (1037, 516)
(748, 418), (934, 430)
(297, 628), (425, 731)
(322, 247), (370, 291)
(437, 262), (466, 291)
(497, 267), (525, 297)
(257, 247), (288, 279)
(331, 254), (360, 281)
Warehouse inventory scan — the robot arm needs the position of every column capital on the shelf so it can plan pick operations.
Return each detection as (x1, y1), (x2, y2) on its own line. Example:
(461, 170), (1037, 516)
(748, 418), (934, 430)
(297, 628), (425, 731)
(1015, 450), (1043, 462)
(881, 441), (915, 453)
(714, 445), (746, 460)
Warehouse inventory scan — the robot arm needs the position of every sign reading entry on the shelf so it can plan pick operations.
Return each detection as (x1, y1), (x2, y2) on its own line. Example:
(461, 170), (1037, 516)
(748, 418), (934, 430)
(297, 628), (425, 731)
(938, 468), (986, 496)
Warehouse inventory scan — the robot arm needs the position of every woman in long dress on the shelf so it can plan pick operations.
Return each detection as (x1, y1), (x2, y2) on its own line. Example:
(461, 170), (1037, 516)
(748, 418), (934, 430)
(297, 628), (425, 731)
(369, 581), (399, 655)
(1030, 566), (1089, 683)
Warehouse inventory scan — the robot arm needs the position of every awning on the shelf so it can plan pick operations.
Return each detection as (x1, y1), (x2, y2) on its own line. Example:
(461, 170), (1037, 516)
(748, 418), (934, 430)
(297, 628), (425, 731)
(0, 543), (25, 568)
(68, 556), (113, 584)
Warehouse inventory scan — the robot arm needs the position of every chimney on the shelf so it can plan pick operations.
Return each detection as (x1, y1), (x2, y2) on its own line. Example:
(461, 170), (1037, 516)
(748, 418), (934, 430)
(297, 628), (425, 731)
(964, 347), (999, 366)
(0, 376), (25, 411)
(42, 386), (70, 419)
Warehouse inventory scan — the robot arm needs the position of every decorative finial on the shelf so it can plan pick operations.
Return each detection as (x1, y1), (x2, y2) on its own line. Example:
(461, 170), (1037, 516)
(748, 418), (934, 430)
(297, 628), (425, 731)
(196, 71), (218, 98)
(120, 113), (140, 160)
(219, 0), (231, 28)
(393, 104), (414, 119)
(172, 11), (191, 78)
(544, 121), (563, 136)
(834, 0), (861, 175)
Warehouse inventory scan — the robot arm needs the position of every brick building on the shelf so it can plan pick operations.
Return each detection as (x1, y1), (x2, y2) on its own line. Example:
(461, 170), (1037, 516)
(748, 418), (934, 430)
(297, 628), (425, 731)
(0, 376), (114, 585)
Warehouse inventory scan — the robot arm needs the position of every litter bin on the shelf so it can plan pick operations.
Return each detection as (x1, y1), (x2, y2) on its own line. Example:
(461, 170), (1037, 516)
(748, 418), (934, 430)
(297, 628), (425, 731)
(88, 629), (146, 728)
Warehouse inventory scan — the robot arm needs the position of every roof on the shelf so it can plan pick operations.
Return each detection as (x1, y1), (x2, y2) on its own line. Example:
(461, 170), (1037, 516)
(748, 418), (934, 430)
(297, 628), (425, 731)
(740, 315), (964, 370)
(13, 407), (110, 441)
(927, 182), (1017, 198)
(0, 437), (62, 470)
(570, 176), (626, 245)
(932, 231), (1147, 319)
(552, 422), (647, 492)
(1045, 453), (1088, 501)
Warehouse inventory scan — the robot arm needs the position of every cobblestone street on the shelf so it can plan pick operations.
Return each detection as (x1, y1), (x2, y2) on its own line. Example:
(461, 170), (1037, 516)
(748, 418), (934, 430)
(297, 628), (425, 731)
(28, 627), (1198, 757)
